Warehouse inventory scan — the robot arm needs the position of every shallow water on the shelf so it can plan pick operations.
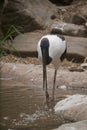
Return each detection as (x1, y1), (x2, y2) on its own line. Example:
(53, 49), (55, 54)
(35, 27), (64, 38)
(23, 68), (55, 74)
(0, 86), (87, 130)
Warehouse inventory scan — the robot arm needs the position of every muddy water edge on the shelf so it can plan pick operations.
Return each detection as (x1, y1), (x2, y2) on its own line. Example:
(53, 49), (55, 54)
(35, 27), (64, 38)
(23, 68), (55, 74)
(0, 85), (87, 130)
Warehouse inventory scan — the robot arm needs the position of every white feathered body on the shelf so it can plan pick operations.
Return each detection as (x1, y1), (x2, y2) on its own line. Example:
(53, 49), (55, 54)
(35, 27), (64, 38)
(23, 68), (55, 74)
(37, 34), (66, 70)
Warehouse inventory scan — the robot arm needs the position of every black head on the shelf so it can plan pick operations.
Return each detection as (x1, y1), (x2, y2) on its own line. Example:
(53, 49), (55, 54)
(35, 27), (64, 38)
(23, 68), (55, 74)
(40, 38), (49, 49)
(40, 38), (52, 65)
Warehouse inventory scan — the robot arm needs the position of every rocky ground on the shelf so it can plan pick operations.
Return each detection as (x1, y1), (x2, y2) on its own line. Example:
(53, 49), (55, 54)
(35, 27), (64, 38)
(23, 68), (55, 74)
(0, 58), (87, 88)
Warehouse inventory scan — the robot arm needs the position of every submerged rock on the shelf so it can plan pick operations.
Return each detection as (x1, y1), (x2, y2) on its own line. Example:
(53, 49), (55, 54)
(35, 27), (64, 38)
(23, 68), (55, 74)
(53, 120), (87, 130)
(54, 94), (87, 121)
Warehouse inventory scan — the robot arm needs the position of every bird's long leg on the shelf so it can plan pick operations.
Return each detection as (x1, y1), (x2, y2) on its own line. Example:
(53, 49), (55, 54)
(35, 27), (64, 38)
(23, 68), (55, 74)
(43, 66), (49, 101)
(45, 73), (49, 101)
(51, 69), (57, 101)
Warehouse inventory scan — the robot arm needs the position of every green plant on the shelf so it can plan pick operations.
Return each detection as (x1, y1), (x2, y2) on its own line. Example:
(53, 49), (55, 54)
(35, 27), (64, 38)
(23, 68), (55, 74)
(0, 25), (20, 57)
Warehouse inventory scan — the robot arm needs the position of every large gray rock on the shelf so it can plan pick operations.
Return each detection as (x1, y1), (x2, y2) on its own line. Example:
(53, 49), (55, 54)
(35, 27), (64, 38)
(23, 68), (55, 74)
(65, 36), (87, 62)
(51, 22), (87, 37)
(4, 32), (87, 62)
(54, 94), (87, 121)
(1, 0), (57, 35)
(53, 120), (87, 130)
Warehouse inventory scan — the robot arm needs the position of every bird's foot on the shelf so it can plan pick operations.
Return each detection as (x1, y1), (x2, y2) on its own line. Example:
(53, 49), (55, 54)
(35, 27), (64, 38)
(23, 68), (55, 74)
(45, 92), (55, 103)
(50, 97), (54, 102)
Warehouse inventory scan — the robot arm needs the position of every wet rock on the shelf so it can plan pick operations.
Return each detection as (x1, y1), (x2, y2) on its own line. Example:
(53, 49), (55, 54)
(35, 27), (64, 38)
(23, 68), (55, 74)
(1, 0), (57, 35)
(51, 22), (87, 37)
(53, 120), (87, 130)
(54, 94), (87, 121)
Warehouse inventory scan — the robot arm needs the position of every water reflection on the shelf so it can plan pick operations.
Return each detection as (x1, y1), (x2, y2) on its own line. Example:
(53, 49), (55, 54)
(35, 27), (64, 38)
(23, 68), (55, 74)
(0, 86), (87, 130)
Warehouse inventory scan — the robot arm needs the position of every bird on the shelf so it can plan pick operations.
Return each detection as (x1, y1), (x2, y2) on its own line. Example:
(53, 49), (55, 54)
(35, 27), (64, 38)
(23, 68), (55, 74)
(37, 34), (67, 101)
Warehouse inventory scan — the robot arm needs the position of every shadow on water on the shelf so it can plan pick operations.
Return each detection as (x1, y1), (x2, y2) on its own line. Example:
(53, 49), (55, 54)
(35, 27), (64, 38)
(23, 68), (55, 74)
(0, 86), (87, 130)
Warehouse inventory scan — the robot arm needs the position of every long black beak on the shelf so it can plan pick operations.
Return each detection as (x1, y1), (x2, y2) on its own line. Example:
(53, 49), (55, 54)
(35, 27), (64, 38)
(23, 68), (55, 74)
(41, 48), (47, 90)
